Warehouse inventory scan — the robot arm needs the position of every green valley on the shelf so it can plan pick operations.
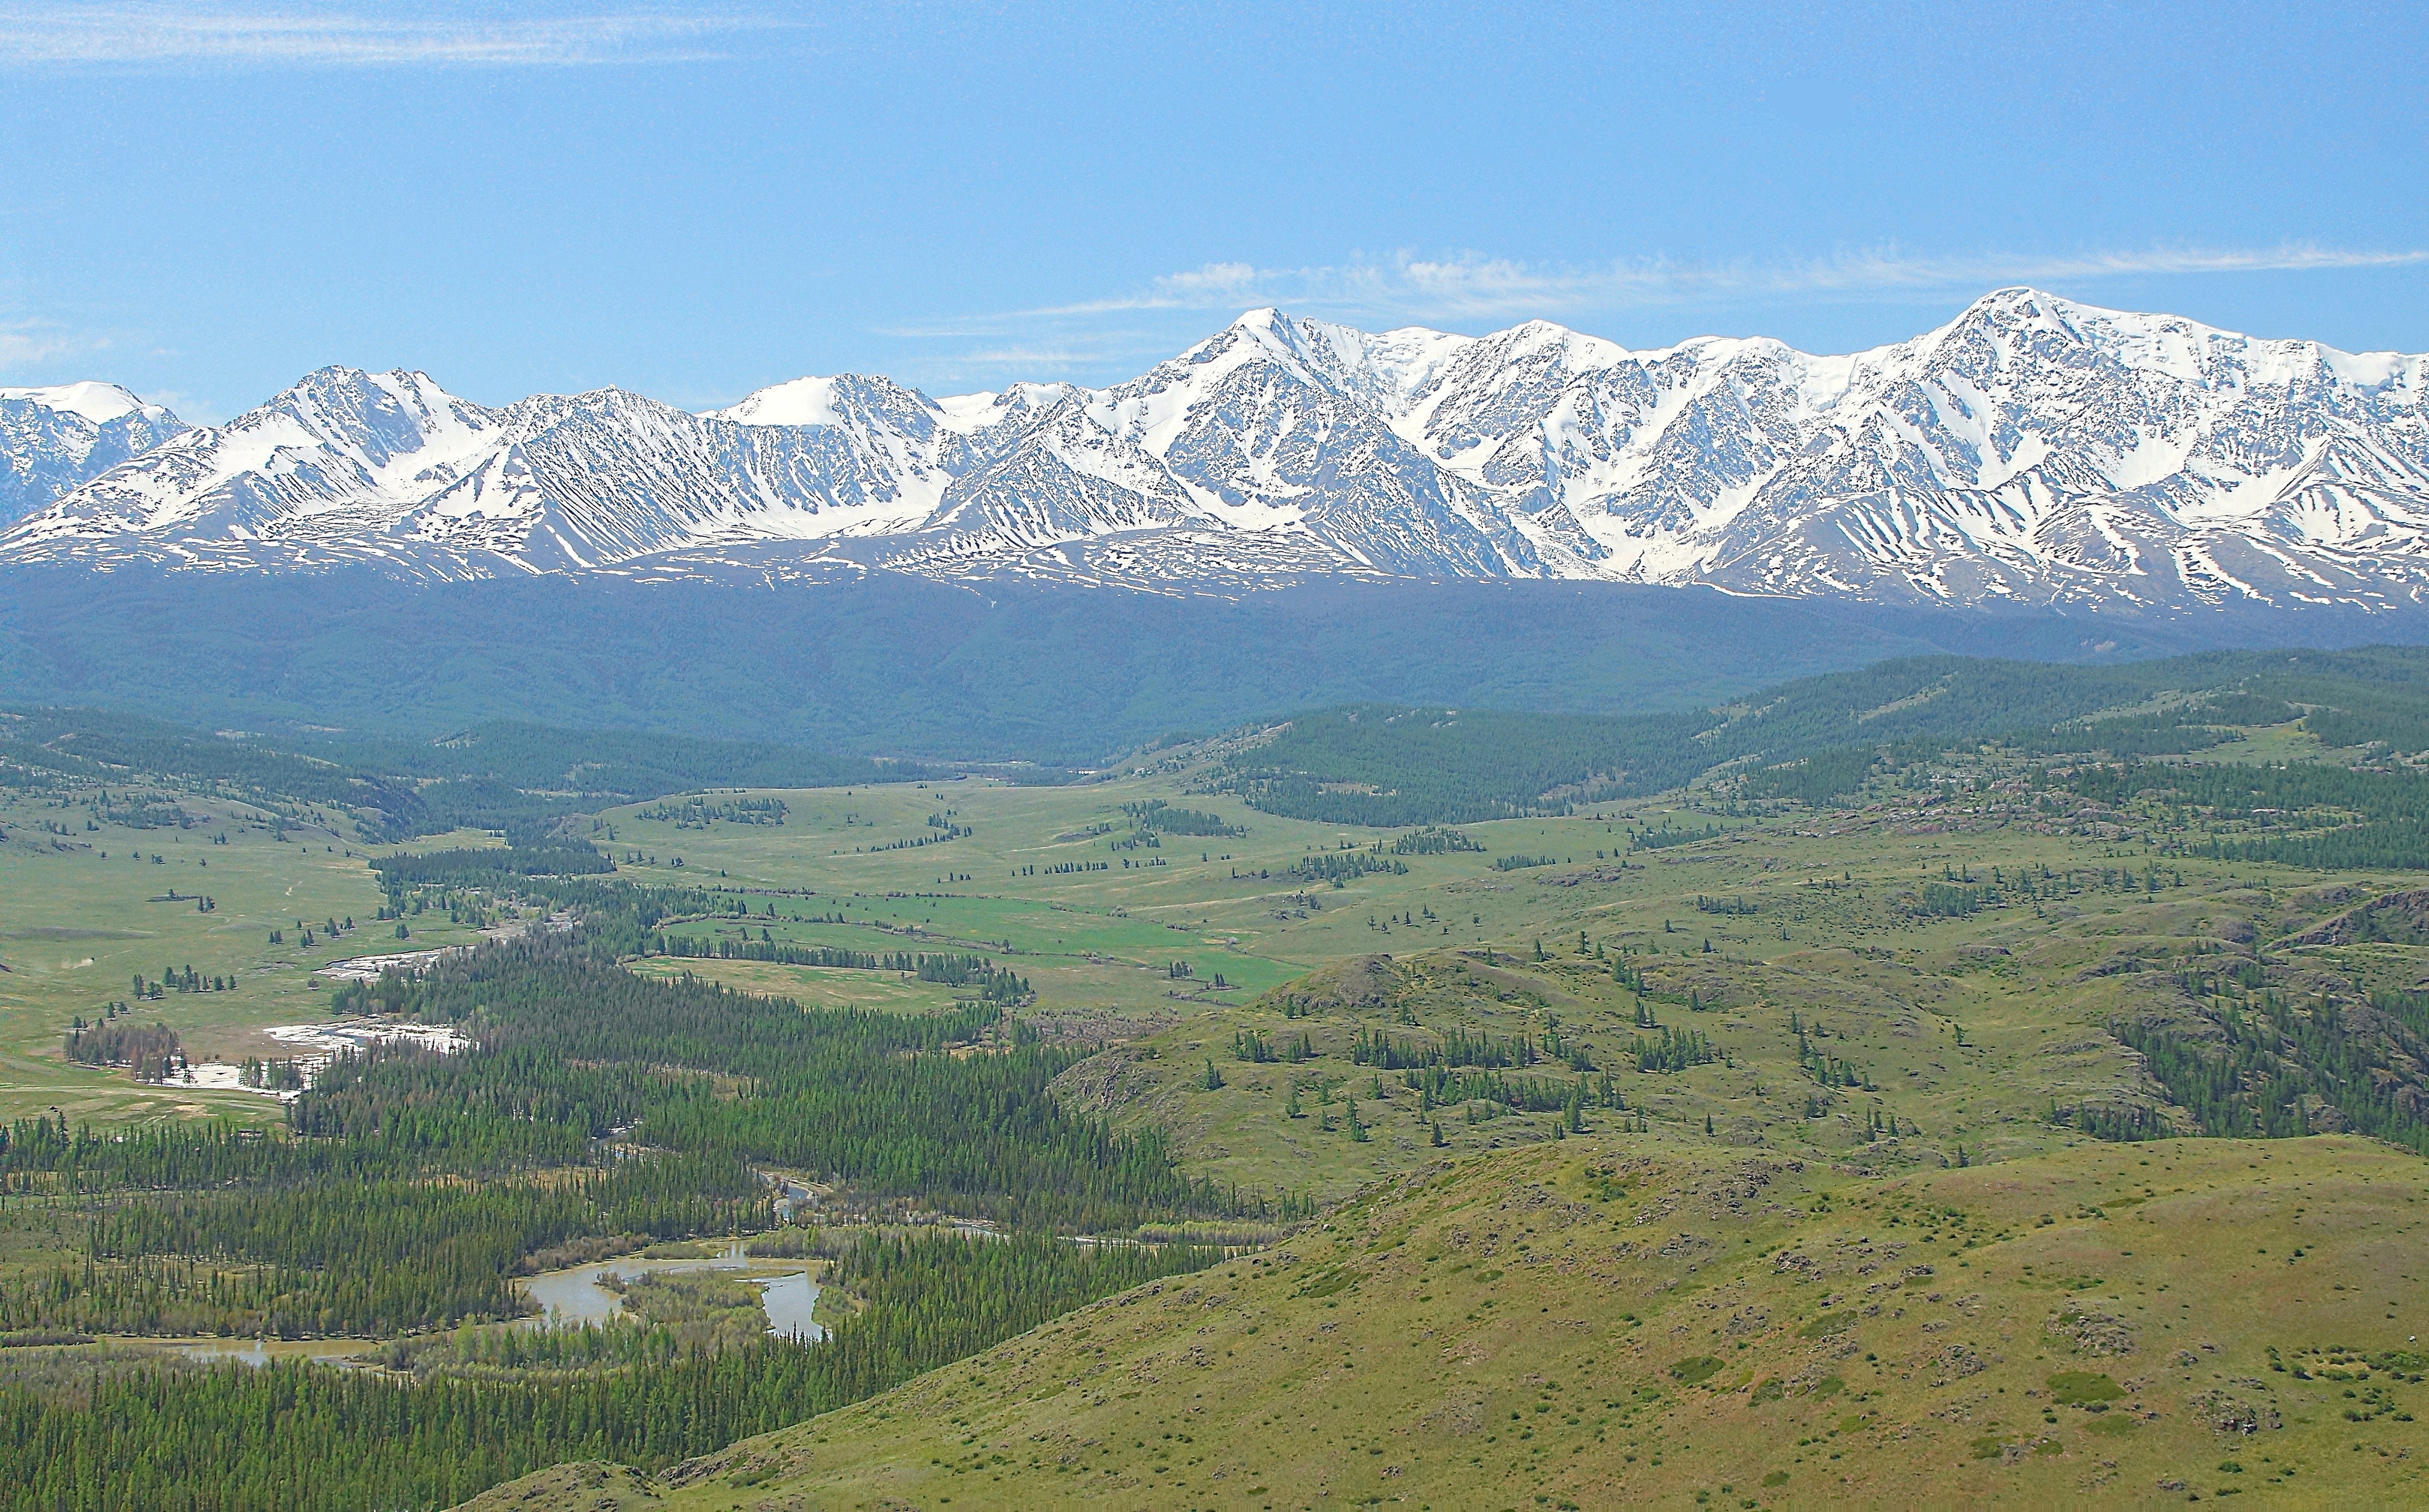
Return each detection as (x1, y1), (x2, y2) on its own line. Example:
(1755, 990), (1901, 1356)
(5, 648), (2429, 1508)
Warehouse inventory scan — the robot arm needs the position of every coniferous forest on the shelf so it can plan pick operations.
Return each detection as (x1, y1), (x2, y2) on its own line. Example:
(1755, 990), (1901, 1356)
(0, 910), (1251, 1510)
(9, 642), (2429, 1508)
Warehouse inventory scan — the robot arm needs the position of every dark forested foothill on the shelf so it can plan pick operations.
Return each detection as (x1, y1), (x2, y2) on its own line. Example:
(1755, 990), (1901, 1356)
(0, 705), (927, 842)
(1222, 647), (2429, 828)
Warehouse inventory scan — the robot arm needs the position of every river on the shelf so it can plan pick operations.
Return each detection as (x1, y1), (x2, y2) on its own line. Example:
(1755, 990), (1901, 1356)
(517, 1241), (824, 1341)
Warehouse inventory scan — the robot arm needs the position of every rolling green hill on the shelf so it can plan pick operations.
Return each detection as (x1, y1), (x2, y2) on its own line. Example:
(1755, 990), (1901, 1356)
(1221, 645), (2429, 826)
(4, 643), (2429, 1508)
(0, 705), (927, 841)
(470, 1134), (2429, 1510)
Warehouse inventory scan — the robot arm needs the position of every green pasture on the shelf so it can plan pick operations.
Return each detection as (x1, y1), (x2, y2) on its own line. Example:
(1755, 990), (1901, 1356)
(0, 786), (496, 1125)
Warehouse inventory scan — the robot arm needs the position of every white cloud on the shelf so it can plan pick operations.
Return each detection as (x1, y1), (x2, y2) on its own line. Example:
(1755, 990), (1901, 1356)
(941, 345), (1117, 369)
(999, 244), (2429, 325)
(876, 242), (2429, 385)
(0, 317), (110, 375)
(0, 323), (75, 370)
(0, 4), (798, 68)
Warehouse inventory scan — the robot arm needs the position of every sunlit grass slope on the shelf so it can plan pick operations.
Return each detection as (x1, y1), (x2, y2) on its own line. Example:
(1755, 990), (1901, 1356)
(471, 1135), (2429, 1510)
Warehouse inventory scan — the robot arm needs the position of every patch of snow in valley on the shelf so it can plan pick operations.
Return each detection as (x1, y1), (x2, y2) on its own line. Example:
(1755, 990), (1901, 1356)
(157, 1017), (469, 1102)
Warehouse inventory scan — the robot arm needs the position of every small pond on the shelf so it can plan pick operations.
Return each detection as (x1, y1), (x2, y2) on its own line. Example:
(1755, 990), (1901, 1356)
(754, 1270), (825, 1342)
(519, 1243), (825, 1339)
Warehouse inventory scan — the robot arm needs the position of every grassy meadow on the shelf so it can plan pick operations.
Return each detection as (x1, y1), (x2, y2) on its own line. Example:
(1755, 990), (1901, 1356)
(10, 704), (2429, 1508)
(0, 779), (507, 1126)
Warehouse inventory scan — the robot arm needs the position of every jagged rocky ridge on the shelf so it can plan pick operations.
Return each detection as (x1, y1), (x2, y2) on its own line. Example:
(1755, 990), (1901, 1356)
(4, 288), (2426, 609)
(1, 383), (187, 526)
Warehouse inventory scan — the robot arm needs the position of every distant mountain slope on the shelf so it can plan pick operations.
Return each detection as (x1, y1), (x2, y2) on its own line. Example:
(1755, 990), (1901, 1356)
(0, 704), (928, 840)
(6, 289), (2427, 611)
(1, 569), (1997, 764)
(7, 557), (2421, 770)
(1217, 644), (2429, 825)
(0, 383), (185, 524)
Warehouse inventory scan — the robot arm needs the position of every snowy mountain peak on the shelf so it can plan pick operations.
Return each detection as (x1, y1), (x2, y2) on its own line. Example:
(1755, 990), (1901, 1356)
(1, 381), (187, 525)
(0, 380), (154, 426)
(710, 373), (939, 430)
(6, 292), (2427, 610)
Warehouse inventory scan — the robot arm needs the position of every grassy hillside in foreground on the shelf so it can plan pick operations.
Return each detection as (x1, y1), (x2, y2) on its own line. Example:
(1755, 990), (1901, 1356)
(468, 1134), (2429, 1510)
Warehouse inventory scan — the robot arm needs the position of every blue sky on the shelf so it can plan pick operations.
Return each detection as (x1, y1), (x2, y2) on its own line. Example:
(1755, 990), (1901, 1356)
(1, 1), (2422, 420)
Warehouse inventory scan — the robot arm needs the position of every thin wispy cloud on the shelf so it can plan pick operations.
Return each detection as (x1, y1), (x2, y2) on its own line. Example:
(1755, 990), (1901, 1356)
(888, 241), (2429, 381)
(994, 245), (2429, 327)
(0, 318), (104, 374)
(887, 243), (2428, 377)
(0, 4), (798, 67)
(940, 345), (1127, 369)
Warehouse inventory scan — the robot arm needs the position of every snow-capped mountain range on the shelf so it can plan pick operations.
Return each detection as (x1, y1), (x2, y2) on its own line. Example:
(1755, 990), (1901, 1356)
(4, 288), (2426, 611)
(2, 382), (187, 526)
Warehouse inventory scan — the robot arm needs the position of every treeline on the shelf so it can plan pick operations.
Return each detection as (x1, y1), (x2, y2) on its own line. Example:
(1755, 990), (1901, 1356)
(1122, 799), (1243, 837)
(61, 1021), (184, 1081)
(1635, 1026), (1715, 1072)
(322, 720), (931, 800)
(1288, 849), (1408, 884)
(1221, 705), (1706, 826)
(1390, 826), (1482, 854)
(0, 1136), (767, 1337)
(2047, 1101), (2174, 1142)
(2067, 758), (2429, 872)
(1348, 1026), (1542, 1070)
(6, 1172), (733, 1338)
(2118, 989), (2429, 1155)
(360, 872), (722, 959)
(1401, 1065), (1625, 1117)
(369, 840), (616, 889)
(328, 938), (1266, 1229)
(652, 934), (883, 966)
(0, 706), (431, 837)
(641, 936), (1029, 1001)
(635, 795), (788, 827)
(2070, 758), (2429, 823)
(3, 1066), (627, 1192)
(805, 1229), (1221, 1403)
(0, 705), (930, 844)
(1628, 821), (1727, 852)
(913, 953), (1030, 1002)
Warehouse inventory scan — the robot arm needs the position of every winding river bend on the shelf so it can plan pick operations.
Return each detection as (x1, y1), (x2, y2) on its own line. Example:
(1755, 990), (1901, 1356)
(518, 1242), (825, 1341)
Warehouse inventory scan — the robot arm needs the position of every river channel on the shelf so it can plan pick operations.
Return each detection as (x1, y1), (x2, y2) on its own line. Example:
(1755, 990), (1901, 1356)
(518, 1241), (825, 1342)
